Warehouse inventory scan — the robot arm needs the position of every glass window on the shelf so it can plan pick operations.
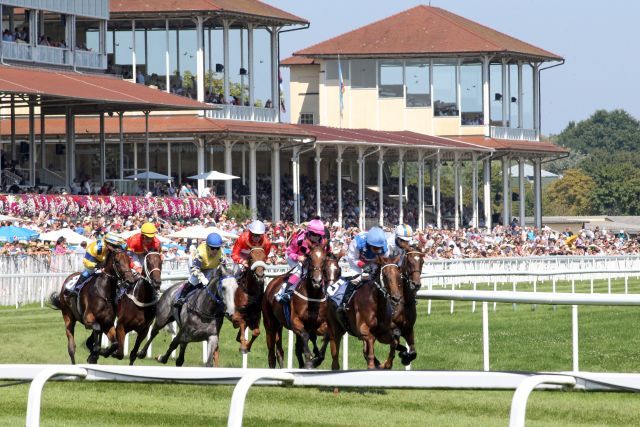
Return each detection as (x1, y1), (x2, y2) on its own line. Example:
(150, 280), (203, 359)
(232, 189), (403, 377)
(351, 59), (376, 88)
(490, 64), (503, 125)
(523, 65), (534, 129)
(325, 59), (349, 81)
(509, 64), (518, 127)
(299, 113), (314, 124)
(433, 63), (458, 116)
(460, 63), (483, 125)
(405, 60), (430, 107)
(378, 60), (403, 98)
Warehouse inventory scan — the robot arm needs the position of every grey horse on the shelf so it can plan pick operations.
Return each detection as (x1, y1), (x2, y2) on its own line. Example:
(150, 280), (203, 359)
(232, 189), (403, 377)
(136, 262), (238, 367)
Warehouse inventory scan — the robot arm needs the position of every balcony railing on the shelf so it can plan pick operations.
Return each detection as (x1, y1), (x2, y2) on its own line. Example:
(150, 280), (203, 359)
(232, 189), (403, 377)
(1, 41), (31, 61)
(33, 45), (70, 66)
(206, 104), (277, 123)
(74, 50), (106, 69)
(0, 42), (105, 69)
(490, 126), (539, 142)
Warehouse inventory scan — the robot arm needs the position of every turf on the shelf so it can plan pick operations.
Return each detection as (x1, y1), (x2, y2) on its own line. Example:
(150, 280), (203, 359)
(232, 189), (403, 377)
(1, 277), (640, 426)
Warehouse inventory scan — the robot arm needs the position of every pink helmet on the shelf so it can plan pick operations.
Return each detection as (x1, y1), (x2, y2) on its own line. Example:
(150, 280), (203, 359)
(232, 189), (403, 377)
(307, 219), (326, 236)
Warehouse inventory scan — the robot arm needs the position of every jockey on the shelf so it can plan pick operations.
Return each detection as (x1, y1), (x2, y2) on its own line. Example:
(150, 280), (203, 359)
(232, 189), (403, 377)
(65, 232), (126, 293)
(174, 232), (224, 308)
(276, 219), (328, 303)
(329, 226), (389, 313)
(231, 220), (272, 272)
(387, 224), (416, 266)
(126, 222), (161, 275)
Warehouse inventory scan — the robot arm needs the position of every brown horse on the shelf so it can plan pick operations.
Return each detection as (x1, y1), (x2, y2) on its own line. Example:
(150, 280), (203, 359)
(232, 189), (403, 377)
(49, 250), (136, 364)
(263, 246), (328, 369)
(394, 249), (425, 366)
(232, 247), (267, 353)
(326, 256), (403, 370)
(112, 251), (163, 365)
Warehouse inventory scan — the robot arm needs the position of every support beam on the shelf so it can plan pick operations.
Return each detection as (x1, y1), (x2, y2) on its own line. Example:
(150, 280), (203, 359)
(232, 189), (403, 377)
(502, 156), (510, 226)
(336, 146), (345, 226)
(501, 59), (508, 127)
(315, 146), (323, 217)
(453, 152), (460, 230)
(166, 142), (172, 186)
(119, 112), (124, 180)
(249, 142), (257, 220)
(292, 146), (300, 224)
(165, 19), (170, 93)
(483, 158), (492, 229)
(99, 113), (105, 184)
(224, 141), (233, 205)
(131, 20), (136, 83)
(483, 55), (490, 137)
(472, 153), (479, 228)
(534, 158), (542, 228)
(436, 152), (442, 228)
(247, 24), (255, 114)
(517, 62), (524, 128)
(40, 111), (45, 183)
(270, 26), (280, 122)
(272, 142), (281, 222)
(358, 147), (365, 230)
(518, 157), (526, 227)
(398, 149), (404, 224)
(378, 149), (385, 227)
(28, 96), (35, 187)
(144, 112), (150, 192)
(10, 95), (15, 161)
(418, 151), (424, 230)
(533, 64), (541, 135)
(196, 138), (205, 197)
(195, 16), (205, 103)
(222, 20), (231, 111)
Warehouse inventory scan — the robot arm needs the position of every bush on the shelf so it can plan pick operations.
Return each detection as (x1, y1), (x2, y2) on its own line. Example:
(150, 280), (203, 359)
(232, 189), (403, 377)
(226, 203), (252, 221)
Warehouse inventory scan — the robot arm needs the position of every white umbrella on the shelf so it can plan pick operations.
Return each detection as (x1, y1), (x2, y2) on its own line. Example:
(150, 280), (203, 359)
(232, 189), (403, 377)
(0, 214), (22, 222)
(126, 171), (173, 181)
(39, 228), (91, 245)
(168, 225), (238, 241)
(188, 170), (239, 181)
(118, 229), (174, 244)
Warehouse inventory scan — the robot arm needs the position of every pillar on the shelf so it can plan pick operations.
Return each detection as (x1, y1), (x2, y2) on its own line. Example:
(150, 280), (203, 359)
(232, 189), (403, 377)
(165, 19), (170, 93)
(224, 141), (233, 205)
(378, 149), (384, 227)
(502, 156), (510, 226)
(222, 20), (231, 110)
(418, 151), (424, 230)
(453, 152), (460, 230)
(483, 158), (492, 229)
(272, 142), (281, 222)
(144, 112), (150, 191)
(99, 113), (105, 184)
(10, 95), (15, 161)
(517, 62), (524, 128)
(336, 146), (344, 226)
(501, 58), (508, 127)
(249, 141), (257, 220)
(534, 158), (542, 228)
(131, 20), (136, 82)
(315, 146), (323, 217)
(533, 64), (541, 136)
(65, 108), (75, 187)
(40, 111), (45, 181)
(166, 141), (172, 185)
(247, 24), (255, 112)
(195, 16), (205, 103)
(292, 146), (300, 224)
(398, 149), (404, 224)
(519, 157), (526, 227)
(28, 97), (35, 186)
(483, 56), (490, 136)
(358, 147), (365, 230)
(436, 152), (442, 228)
(472, 153), (478, 228)
(118, 112), (124, 180)
(270, 26), (280, 122)
(196, 138), (205, 197)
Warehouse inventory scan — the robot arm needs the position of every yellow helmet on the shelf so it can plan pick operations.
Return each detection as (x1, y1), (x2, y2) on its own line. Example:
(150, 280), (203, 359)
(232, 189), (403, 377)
(141, 222), (157, 237)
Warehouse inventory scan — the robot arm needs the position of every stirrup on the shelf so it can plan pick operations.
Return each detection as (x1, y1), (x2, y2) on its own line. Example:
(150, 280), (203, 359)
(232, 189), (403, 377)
(173, 297), (185, 308)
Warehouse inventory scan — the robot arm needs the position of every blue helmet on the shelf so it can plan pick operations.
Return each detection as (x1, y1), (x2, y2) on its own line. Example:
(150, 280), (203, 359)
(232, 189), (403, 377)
(206, 233), (223, 248)
(365, 227), (386, 248)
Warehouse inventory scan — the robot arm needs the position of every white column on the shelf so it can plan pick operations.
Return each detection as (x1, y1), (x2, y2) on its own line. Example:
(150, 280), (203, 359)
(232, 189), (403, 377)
(272, 142), (281, 222)
(430, 161), (435, 213)
(28, 97), (35, 186)
(315, 146), (323, 217)
(502, 156), (510, 226)
(166, 141), (172, 185)
(165, 19), (170, 93)
(131, 20), (136, 82)
(65, 108), (76, 187)
(99, 113), (105, 184)
(453, 153), (460, 230)
(222, 20), (231, 110)
(517, 62), (524, 128)
(472, 153), (478, 228)
(224, 140), (233, 205)
(241, 145), (246, 186)
(195, 16), (205, 103)
(119, 112), (124, 180)
(270, 26), (280, 122)
(240, 28), (245, 106)
(336, 146), (344, 226)
(249, 141), (257, 219)
(534, 158), (542, 228)
(176, 28), (180, 75)
(358, 147), (365, 230)
(436, 152), (442, 228)
(292, 146), (300, 223)
(418, 151), (424, 230)
(378, 150), (384, 227)
(501, 59), (508, 127)
(519, 157), (526, 226)
(483, 158), (492, 229)
(398, 149), (404, 224)
(533, 64), (541, 135)
(482, 55), (490, 136)
(196, 138), (205, 197)
(247, 24), (255, 114)
(144, 112), (150, 191)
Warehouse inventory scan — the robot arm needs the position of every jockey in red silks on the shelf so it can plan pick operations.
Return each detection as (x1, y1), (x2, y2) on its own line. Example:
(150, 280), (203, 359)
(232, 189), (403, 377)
(231, 220), (272, 272)
(276, 219), (328, 303)
(126, 222), (162, 275)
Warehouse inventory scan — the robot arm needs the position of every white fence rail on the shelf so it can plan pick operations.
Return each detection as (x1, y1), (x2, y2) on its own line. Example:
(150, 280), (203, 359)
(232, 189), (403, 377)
(490, 125), (539, 141)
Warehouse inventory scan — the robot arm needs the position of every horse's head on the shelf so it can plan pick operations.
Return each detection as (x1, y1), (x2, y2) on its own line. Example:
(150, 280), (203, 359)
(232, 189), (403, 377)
(403, 250), (424, 293)
(306, 246), (326, 289)
(111, 250), (137, 285)
(376, 255), (403, 305)
(323, 251), (342, 286)
(217, 262), (239, 319)
(143, 251), (163, 290)
(248, 247), (267, 285)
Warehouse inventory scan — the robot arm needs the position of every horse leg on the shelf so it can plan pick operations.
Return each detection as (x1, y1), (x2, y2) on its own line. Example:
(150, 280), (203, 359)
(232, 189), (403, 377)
(246, 321), (261, 353)
(294, 335), (305, 368)
(312, 334), (329, 368)
(329, 332), (341, 371)
(137, 321), (161, 359)
(380, 332), (399, 370)
(275, 326), (285, 368)
(400, 328), (417, 366)
(237, 320), (249, 353)
(129, 326), (149, 366)
(176, 343), (188, 367)
(205, 335), (219, 368)
(101, 326), (121, 359)
(86, 328), (101, 364)
(291, 319), (314, 369)
(109, 323), (126, 360)
(63, 313), (77, 365)
(157, 333), (182, 364)
(361, 335), (378, 369)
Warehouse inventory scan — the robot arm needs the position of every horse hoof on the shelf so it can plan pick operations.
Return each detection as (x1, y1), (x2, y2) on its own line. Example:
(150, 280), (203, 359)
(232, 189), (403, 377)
(400, 351), (417, 366)
(239, 347), (248, 354)
(311, 357), (324, 368)
(87, 355), (98, 364)
(137, 351), (147, 359)
(156, 355), (167, 364)
(113, 352), (124, 361)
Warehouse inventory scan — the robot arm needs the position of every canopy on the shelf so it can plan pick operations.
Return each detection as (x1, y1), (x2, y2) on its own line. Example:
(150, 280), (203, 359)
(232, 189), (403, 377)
(188, 171), (239, 181)
(168, 225), (238, 241)
(0, 226), (39, 242)
(126, 172), (173, 181)
(39, 229), (91, 245)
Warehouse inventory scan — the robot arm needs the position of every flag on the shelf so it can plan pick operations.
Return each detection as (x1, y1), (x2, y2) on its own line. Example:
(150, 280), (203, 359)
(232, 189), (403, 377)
(338, 56), (345, 118)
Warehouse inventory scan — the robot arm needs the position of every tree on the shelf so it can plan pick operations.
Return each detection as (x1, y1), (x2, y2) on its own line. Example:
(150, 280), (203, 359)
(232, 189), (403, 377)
(542, 169), (596, 216)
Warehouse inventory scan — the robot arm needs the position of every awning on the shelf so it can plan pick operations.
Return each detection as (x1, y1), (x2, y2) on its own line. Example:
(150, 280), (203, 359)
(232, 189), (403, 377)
(0, 65), (212, 114)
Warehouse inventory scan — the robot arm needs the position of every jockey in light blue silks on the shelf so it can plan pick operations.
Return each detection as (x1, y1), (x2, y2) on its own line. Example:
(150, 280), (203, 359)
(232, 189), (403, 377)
(386, 224), (416, 267)
(328, 226), (389, 313)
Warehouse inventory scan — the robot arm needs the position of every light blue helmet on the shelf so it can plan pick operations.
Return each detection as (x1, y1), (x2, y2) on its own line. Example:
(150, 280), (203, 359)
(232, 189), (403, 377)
(206, 233), (223, 248)
(366, 227), (386, 248)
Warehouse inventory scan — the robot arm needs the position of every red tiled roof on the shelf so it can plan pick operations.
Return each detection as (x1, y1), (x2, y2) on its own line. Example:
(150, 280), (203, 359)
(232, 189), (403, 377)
(453, 136), (569, 155)
(281, 56), (319, 66)
(0, 65), (209, 113)
(110, 0), (307, 24)
(294, 5), (562, 61)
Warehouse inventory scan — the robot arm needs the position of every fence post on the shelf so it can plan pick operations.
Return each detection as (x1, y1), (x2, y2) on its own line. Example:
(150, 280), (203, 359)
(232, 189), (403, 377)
(342, 333), (349, 370)
(482, 301), (489, 372)
(572, 305), (579, 372)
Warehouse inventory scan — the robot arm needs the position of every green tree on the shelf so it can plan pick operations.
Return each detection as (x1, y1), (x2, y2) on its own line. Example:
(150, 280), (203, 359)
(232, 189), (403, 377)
(542, 169), (596, 215)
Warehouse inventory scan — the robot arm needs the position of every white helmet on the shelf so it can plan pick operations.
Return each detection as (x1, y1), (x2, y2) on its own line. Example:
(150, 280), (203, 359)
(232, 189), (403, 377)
(248, 220), (266, 235)
(395, 224), (413, 241)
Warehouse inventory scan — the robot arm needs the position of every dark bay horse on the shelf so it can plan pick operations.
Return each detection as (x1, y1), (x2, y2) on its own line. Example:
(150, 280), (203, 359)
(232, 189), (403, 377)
(112, 251), (163, 365)
(263, 246), (328, 369)
(394, 249), (425, 366)
(326, 256), (403, 370)
(137, 262), (238, 367)
(49, 250), (136, 364)
(232, 247), (267, 354)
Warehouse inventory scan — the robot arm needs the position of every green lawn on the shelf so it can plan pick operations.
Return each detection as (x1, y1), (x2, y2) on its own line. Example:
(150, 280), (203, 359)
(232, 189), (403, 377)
(1, 277), (640, 426)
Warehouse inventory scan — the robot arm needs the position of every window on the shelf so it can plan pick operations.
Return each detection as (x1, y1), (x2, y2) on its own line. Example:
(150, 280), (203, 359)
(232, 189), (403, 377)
(460, 63), (483, 125)
(299, 113), (314, 124)
(351, 59), (376, 88)
(378, 60), (403, 98)
(433, 63), (458, 116)
(325, 60), (349, 81)
(405, 60), (430, 107)
(490, 63), (503, 125)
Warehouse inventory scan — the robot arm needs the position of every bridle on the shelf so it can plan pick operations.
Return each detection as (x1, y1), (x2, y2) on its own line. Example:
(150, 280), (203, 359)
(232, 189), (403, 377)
(304, 250), (326, 288)
(402, 251), (424, 293)
(377, 263), (403, 308)
(142, 251), (162, 288)
(248, 247), (267, 283)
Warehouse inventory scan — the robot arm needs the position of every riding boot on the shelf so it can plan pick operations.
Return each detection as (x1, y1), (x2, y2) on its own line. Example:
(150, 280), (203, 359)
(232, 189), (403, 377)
(277, 274), (300, 303)
(338, 281), (355, 313)
(173, 284), (192, 308)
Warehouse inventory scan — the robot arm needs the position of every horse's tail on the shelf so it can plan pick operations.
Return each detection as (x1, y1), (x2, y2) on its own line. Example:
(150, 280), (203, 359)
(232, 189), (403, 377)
(48, 291), (62, 310)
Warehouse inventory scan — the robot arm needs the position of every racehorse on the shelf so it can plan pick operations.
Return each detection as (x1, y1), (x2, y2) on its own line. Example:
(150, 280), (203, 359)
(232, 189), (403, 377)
(326, 255), (403, 370)
(394, 249), (425, 366)
(49, 249), (136, 364)
(111, 251), (163, 365)
(232, 247), (267, 354)
(137, 262), (238, 367)
(263, 245), (328, 369)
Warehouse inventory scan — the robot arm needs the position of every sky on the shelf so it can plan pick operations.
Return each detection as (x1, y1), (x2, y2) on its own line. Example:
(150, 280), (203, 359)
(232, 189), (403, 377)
(268, 0), (640, 135)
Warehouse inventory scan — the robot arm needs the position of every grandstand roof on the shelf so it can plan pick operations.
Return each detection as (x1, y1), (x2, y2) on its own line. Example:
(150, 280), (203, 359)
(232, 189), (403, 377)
(452, 136), (568, 155)
(290, 5), (562, 61)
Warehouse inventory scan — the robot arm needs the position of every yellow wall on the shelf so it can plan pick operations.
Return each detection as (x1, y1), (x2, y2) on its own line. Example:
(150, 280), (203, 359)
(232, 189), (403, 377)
(289, 65), (320, 124)
(405, 108), (433, 135)
(347, 89), (376, 129)
(433, 117), (461, 135)
(378, 98), (405, 131)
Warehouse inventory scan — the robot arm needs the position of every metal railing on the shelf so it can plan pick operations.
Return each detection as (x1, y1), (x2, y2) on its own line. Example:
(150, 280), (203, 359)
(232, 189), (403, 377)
(206, 105), (277, 122)
(32, 45), (68, 66)
(1, 41), (31, 61)
(74, 50), (106, 69)
(490, 126), (539, 141)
